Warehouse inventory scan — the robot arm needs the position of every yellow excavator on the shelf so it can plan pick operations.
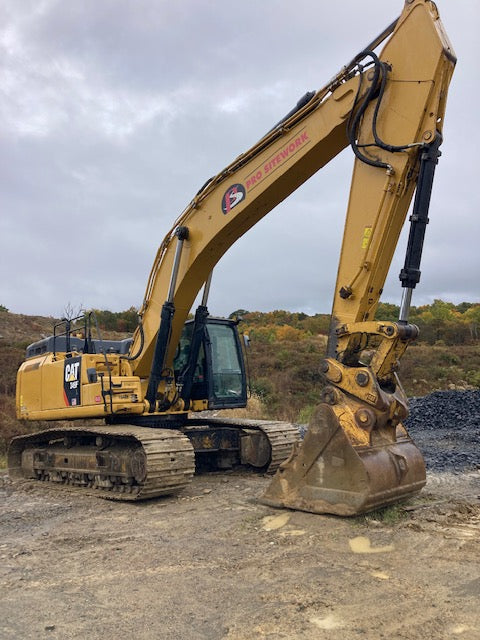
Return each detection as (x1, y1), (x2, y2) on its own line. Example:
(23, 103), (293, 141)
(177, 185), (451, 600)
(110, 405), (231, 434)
(9, 0), (455, 515)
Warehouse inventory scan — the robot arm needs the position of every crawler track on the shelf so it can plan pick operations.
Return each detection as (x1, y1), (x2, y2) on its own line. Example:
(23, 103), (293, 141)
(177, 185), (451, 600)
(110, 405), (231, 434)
(8, 425), (195, 501)
(187, 417), (300, 472)
(8, 419), (299, 501)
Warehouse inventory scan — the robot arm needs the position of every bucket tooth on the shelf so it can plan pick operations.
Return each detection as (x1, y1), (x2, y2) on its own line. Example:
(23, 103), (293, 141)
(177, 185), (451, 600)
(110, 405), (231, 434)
(260, 403), (426, 516)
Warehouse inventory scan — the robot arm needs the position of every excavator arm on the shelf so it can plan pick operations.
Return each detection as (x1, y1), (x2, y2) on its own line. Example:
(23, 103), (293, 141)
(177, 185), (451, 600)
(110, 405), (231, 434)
(131, 0), (454, 408)
(260, 2), (456, 515)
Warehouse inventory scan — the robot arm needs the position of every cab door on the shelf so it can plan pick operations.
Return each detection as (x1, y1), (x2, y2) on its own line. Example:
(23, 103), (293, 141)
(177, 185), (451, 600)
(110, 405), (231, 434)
(204, 319), (247, 409)
(174, 318), (247, 409)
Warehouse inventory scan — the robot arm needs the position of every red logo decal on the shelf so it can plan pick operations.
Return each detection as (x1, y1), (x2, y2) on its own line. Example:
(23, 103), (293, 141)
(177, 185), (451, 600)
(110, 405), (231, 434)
(221, 184), (246, 214)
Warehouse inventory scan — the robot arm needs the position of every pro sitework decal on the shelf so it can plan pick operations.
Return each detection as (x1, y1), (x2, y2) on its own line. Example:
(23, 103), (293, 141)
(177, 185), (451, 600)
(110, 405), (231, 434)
(64, 357), (81, 406)
(245, 128), (310, 192)
(221, 184), (246, 214)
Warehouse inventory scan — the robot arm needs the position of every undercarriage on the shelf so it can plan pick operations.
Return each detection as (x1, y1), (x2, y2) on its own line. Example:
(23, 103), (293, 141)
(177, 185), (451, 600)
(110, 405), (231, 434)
(8, 419), (300, 500)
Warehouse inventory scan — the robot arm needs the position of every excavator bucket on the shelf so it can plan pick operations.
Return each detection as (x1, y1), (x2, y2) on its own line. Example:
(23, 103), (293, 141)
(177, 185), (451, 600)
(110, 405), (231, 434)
(260, 403), (426, 516)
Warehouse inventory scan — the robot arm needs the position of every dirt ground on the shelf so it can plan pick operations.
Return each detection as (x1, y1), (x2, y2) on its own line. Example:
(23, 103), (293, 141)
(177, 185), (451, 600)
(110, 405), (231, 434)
(0, 468), (479, 640)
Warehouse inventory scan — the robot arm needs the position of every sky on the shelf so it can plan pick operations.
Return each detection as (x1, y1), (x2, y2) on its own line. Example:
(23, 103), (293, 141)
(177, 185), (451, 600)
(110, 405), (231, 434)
(1, 0), (479, 320)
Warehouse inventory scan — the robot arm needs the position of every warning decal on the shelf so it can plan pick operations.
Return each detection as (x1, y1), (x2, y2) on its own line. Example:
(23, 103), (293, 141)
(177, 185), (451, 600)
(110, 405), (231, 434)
(362, 227), (372, 250)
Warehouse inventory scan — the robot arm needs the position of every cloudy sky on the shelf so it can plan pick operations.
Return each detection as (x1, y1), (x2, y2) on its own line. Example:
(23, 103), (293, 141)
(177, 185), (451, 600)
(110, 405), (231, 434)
(1, 0), (479, 320)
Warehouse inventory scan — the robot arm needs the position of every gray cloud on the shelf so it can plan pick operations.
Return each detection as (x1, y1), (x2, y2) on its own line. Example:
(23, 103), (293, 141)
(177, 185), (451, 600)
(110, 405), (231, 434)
(1, 0), (479, 320)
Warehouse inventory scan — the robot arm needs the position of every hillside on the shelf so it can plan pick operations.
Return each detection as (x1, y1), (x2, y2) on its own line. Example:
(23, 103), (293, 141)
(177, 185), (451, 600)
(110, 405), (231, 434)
(0, 312), (58, 345)
(0, 308), (479, 458)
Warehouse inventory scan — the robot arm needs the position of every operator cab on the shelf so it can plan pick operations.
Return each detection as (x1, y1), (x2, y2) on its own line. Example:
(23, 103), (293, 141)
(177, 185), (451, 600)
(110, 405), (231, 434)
(174, 317), (247, 410)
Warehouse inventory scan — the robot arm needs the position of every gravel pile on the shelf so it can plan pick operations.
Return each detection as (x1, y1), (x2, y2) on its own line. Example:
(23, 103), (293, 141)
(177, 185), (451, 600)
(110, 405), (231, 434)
(406, 389), (480, 473)
(298, 390), (480, 473)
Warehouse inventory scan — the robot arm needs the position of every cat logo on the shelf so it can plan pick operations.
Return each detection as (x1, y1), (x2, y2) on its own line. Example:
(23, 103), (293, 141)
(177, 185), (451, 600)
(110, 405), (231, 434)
(63, 357), (82, 406)
(65, 361), (80, 384)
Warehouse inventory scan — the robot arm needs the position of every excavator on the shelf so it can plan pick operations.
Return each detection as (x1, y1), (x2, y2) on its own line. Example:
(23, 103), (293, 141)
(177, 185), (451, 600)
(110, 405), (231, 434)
(8, 0), (455, 515)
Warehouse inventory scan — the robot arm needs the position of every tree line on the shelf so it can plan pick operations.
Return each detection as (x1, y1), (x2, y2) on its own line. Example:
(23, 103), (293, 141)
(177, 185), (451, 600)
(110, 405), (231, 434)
(2, 300), (478, 345)
(231, 300), (480, 346)
(82, 300), (480, 345)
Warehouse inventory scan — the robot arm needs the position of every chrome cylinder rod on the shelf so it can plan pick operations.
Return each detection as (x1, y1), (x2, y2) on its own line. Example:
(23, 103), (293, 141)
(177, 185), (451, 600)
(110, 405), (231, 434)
(201, 272), (213, 308)
(167, 226), (189, 303)
(399, 287), (413, 323)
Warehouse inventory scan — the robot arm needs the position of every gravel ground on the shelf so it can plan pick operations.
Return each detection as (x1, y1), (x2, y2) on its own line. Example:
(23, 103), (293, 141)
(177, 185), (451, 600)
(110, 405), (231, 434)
(0, 390), (479, 640)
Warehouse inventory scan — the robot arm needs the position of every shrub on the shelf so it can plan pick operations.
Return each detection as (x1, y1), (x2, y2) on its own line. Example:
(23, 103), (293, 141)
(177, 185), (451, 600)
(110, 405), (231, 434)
(465, 370), (480, 388)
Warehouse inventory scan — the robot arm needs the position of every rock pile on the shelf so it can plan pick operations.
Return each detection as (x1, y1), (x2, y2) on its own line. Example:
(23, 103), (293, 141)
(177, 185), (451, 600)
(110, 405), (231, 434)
(298, 390), (480, 473)
(406, 389), (480, 472)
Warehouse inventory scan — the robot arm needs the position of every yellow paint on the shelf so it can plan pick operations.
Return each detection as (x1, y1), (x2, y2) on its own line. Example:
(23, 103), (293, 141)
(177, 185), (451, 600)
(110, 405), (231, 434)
(349, 536), (395, 554)
(262, 513), (290, 531)
(370, 570), (390, 580)
(279, 529), (306, 537)
(310, 614), (342, 630)
(452, 624), (477, 635)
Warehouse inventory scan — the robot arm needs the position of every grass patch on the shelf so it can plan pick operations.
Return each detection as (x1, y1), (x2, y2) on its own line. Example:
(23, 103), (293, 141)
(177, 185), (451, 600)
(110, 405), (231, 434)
(358, 503), (409, 526)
